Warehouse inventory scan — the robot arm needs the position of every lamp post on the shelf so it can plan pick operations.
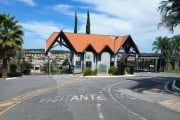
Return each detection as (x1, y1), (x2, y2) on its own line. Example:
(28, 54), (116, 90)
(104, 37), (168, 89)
(135, 53), (138, 72)
(21, 56), (25, 73)
(48, 52), (50, 75)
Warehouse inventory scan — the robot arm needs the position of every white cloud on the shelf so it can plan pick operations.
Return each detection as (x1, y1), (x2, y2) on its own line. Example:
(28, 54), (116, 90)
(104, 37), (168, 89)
(78, 13), (133, 35)
(52, 4), (74, 16)
(72, 0), (180, 52)
(20, 0), (180, 51)
(18, 0), (36, 6)
(21, 21), (61, 39)
(21, 21), (73, 49)
(21, 21), (61, 48)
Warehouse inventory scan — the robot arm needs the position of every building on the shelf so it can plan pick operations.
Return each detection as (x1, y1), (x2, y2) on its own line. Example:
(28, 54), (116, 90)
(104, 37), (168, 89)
(24, 49), (69, 73)
(45, 31), (140, 74)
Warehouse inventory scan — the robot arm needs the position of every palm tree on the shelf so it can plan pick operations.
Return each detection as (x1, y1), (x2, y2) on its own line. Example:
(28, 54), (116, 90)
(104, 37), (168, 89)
(171, 35), (180, 70)
(152, 36), (172, 70)
(158, 0), (180, 33)
(0, 13), (23, 79)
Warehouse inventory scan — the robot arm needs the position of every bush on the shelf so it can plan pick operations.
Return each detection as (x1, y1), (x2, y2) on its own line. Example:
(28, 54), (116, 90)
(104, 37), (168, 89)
(175, 79), (180, 88)
(125, 67), (130, 74)
(23, 69), (31, 75)
(83, 68), (95, 76)
(7, 72), (22, 77)
(24, 61), (33, 69)
(23, 61), (33, 75)
(93, 69), (97, 75)
(108, 66), (118, 75)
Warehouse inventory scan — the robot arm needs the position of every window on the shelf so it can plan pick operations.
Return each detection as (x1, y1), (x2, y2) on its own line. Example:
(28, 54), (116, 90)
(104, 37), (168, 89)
(76, 61), (81, 69)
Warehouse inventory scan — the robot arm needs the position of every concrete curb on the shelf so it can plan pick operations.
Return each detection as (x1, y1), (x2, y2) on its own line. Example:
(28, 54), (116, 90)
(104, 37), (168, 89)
(80, 74), (135, 78)
(172, 80), (180, 93)
(164, 81), (180, 96)
(6, 76), (25, 80)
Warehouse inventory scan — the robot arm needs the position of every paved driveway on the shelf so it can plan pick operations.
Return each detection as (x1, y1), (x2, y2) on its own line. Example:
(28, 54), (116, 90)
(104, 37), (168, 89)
(0, 73), (179, 120)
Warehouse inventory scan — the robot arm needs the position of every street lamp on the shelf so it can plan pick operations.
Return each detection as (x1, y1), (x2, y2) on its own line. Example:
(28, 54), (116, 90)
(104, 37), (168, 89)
(21, 56), (25, 73)
(48, 52), (51, 75)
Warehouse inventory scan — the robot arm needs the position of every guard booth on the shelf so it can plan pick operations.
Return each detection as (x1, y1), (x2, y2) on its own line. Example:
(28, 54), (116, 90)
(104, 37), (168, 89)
(117, 36), (140, 75)
(45, 31), (140, 74)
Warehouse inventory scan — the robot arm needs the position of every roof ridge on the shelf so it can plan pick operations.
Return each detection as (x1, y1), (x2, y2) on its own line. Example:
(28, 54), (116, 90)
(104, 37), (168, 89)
(64, 32), (129, 38)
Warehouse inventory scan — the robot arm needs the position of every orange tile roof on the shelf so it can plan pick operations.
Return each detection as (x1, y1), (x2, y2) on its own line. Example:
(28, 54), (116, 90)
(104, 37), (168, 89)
(45, 32), (59, 52)
(45, 31), (139, 54)
(64, 32), (114, 53)
(114, 36), (129, 53)
(63, 32), (131, 53)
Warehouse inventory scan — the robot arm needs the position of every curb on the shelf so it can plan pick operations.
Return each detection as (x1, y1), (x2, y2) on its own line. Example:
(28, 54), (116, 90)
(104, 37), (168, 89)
(6, 76), (25, 80)
(80, 74), (135, 78)
(172, 80), (180, 93)
(164, 81), (180, 96)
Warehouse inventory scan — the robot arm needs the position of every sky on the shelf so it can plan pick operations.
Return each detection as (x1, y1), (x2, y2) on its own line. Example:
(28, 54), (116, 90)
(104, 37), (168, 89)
(0, 0), (179, 53)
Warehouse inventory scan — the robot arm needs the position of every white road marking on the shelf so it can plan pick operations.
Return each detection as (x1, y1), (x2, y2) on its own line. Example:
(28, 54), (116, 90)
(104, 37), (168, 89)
(107, 81), (147, 120)
(39, 94), (107, 103)
(96, 103), (104, 120)
(113, 89), (137, 100)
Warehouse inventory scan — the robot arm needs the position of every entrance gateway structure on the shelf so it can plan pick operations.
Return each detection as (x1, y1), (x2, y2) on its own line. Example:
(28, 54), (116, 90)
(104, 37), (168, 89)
(45, 31), (140, 74)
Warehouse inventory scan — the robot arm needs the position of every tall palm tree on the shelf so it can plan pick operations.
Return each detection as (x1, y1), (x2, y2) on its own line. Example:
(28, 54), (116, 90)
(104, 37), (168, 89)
(158, 0), (180, 33)
(0, 13), (23, 79)
(172, 35), (180, 69)
(152, 36), (172, 70)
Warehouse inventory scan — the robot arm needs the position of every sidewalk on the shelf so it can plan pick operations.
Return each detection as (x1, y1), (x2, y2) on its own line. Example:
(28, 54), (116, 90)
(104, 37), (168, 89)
(160, 80), (180, 112)
(159, 99), (180, 112)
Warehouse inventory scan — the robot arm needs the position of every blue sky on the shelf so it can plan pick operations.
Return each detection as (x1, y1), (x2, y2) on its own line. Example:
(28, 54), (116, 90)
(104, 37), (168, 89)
(0, 0), (179, 52)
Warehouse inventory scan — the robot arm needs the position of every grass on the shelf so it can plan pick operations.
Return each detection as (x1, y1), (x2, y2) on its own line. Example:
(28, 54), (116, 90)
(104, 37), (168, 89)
(175, 79), (180, 88)
(164, 69), (180, 74)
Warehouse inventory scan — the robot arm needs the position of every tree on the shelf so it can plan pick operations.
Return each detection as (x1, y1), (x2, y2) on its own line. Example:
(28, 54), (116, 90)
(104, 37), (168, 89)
(42, 60), (59, 74)
(158, 0), (180, 33)
(23, 61), (33, 75)
(74, 12), (77, 33)
(152, 36), (172, 70)
(86, 11), (91, 34)
(171, 35), (180, 69)
(62, 58), (69, 66)
(0, 13), (23, 79)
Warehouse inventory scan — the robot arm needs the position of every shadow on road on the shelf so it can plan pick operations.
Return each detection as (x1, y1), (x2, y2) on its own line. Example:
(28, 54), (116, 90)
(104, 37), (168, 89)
(127, 76), (179, 95)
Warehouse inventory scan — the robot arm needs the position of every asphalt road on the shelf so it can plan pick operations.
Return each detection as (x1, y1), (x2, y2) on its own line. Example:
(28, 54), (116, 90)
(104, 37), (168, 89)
(0, 73), (180, 120)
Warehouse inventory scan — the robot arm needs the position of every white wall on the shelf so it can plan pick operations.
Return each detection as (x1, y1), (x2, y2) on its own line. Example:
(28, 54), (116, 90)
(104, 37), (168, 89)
(101, 52), (110, 68)
(85, 51), (95, 70)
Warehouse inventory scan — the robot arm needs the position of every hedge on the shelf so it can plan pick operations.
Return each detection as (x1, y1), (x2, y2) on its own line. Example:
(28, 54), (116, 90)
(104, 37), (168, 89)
(108, 66), (118, 75)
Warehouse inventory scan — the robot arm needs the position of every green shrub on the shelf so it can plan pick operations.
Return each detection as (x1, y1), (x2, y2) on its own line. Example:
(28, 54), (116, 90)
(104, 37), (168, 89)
(23, 69), (31, 75)
(125, 67), (130, 74)
(175, 79), (180, 88)
(83, 68), (93, 76)
(23, 61), (33, 75)
(7, 72), (22, 77)
(108, 66), (118, 75)
(93, 69), (97, 75)
(24, 61), (33, 69)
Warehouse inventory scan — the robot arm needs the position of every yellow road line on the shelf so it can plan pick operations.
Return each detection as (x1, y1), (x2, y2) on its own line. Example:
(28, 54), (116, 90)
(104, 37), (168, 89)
(0, 78), (81, 116)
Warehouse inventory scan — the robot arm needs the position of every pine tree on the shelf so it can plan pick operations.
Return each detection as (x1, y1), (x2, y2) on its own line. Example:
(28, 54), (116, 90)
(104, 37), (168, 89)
(74, 12), (77, 33)
(86, 11), (90, 34)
